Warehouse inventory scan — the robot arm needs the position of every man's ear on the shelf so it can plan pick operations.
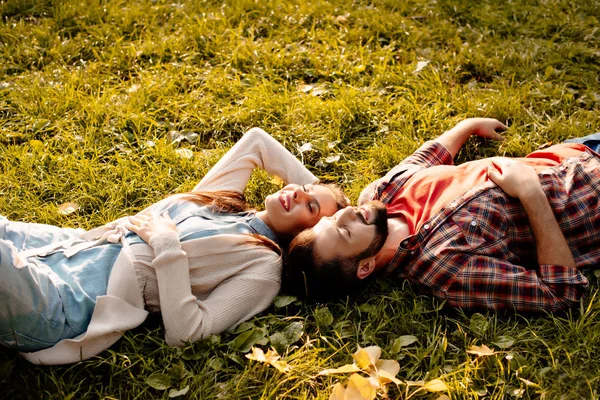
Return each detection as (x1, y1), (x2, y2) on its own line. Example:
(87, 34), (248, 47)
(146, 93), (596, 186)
(356, 257), (376, 280)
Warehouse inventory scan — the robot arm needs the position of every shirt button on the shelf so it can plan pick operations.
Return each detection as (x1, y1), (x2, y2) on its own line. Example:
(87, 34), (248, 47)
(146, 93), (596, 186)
(410, 251), (415, 255)
(423, 224), (430, 230)
(471, 220), (477, 227)
(402, 240), (408, 246)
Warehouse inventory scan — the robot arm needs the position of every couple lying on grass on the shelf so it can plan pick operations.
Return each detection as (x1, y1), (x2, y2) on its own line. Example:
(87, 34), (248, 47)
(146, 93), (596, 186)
(1, 118), (597, 365)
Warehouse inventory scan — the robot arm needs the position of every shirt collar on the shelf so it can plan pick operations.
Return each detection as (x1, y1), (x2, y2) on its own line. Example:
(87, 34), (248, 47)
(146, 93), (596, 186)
(247, 213), (279, 244)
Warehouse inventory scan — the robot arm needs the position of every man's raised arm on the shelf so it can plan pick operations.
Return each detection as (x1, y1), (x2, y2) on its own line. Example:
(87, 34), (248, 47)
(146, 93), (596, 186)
(436, 118), (507, 159)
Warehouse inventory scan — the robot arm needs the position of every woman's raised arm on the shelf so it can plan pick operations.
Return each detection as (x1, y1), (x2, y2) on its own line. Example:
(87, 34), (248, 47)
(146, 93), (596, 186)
(194, 128), (317, 193)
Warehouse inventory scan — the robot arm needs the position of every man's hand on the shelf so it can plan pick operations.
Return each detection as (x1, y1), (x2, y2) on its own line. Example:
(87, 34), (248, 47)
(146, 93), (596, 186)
(487, 158), (575, 268)
(452, 118), (507, 141)
(125, 212), (177, 244)
(486, 159), (541, 200)
(437, 118), (507, 158)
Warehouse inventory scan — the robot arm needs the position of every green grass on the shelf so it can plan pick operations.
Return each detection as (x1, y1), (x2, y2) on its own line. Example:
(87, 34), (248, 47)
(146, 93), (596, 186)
(1, 0), (599, 398)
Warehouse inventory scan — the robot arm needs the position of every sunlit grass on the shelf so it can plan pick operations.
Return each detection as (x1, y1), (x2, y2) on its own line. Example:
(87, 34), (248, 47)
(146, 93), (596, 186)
(1, 0), (599, 398)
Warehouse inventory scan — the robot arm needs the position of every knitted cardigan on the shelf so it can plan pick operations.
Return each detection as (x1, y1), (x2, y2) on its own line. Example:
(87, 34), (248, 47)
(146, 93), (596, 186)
(21, 128), (317, 365)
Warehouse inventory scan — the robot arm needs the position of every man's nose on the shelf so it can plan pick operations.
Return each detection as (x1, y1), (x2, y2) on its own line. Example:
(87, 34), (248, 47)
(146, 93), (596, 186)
(338, 206), (357, 222)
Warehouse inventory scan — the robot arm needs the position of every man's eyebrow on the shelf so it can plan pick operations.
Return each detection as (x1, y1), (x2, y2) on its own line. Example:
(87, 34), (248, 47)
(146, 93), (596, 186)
(336, 226), (349, 242)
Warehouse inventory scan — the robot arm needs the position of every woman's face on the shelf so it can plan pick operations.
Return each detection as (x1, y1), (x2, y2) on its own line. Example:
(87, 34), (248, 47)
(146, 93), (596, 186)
(264, 184), (339, 237)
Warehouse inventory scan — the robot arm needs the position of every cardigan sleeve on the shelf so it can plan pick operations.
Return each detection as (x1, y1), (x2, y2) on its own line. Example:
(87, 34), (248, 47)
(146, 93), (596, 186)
(194, 127), (318, 193)
(148, 231), (281, 345)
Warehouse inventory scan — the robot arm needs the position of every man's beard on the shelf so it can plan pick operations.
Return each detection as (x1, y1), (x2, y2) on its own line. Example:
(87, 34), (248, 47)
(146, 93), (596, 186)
(357, 200), (389, 260)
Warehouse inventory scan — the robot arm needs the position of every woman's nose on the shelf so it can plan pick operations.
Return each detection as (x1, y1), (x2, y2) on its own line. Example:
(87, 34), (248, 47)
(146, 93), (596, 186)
(294, 187), (310, 203)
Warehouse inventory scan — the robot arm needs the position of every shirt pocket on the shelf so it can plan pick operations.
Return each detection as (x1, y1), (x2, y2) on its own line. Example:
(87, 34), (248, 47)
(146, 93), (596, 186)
(450, 204), (508, 251)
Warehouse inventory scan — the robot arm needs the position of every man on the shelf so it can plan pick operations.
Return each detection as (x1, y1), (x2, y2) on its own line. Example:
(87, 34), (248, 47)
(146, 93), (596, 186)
(287, 118), (597, 312)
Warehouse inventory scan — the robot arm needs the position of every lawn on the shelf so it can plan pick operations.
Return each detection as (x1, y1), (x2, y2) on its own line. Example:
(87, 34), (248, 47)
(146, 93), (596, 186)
(0, 0), (599, 398)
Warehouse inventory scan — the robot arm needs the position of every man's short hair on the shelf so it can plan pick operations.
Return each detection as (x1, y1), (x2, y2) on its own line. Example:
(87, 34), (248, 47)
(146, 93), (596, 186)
(283, 229), (377, 302)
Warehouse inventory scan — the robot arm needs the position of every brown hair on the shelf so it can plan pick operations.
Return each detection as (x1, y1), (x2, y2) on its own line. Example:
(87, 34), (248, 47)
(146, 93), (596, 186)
(283, 229), (374, 301)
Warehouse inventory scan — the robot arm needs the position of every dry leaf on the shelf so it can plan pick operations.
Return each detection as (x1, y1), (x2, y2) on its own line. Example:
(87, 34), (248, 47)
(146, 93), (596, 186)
(374, 360), (401, 385)
(329, 382), (346, 400)
(319, 364), (362, 375)
(423, 379), (448, 392)
(298, 84), (314, 93)
(352, 346), (381, 370)
(245, 347), (290, 373)
(270, 176), (284, 186)
(345, 374), (376, 400)
(413, 60), (430, 74)
(175, 148), (194, 159)
(467, 344), (495, 357)
(58, 202), (80, 215)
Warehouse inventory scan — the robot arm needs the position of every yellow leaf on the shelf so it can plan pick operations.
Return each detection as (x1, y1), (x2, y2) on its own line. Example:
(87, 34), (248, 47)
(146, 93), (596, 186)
(245, 347), (290, 373)
(319, 364), (362, 375)
(375, 369), (402, 386)
(436, 395), (451, 400)
(58, 202), (80, 215)
(376, 359), (400, 378)
(423, 379), (448, 392)
(467, 344), (495, 357)
(270, 360), (291, 373)
(345, 374), (376, 400)
(270, 176), (285, 186)
(246, 347), (268, 362)
(329, 382), (346, 400)
(352, 346), (381, 370)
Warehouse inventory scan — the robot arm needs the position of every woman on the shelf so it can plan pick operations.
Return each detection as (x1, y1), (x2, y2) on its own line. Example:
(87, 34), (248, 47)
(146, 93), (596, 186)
(0, 128), (348, 365)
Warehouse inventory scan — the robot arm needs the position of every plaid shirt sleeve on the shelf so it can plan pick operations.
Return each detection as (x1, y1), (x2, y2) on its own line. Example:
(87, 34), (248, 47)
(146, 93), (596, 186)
(358, 141), (454, 205)
(440, 256), (589, 312)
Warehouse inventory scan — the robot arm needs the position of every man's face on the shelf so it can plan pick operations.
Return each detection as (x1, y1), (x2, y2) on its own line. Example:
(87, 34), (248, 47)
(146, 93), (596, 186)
(311, 201), (388, 266)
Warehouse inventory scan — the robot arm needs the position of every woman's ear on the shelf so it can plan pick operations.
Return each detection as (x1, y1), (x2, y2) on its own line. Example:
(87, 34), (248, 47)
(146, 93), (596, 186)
(356, 257), (376, 280)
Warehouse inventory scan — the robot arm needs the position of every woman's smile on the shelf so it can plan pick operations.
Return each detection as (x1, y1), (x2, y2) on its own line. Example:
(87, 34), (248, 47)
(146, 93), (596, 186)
(279, 192), (291, 211)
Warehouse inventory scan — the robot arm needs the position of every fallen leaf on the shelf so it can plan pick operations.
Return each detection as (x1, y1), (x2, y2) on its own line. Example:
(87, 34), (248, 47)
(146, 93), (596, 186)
(423, 379), (448, 392)
(467, 344), (495, 357)
(270, 176), (285, 186)
(329, 382), (346, 400)
(298, 84), (314, 93)
(320, 364), (362, 375)
(413, 60), (430, 74)
(168, 386), (189, 398)
(352, 346), (381, 370)
(325, 154), (340, 163)
(175, 148), (194, 159)
(493, 335), (515, 349)
(146, 372), (172, 390)
(298, 142), (314, 152)
(345, 374), (376, 400)
(245, 347), (290, 373)
(375, 359), (400, 383)
(58, 202), (80, 215)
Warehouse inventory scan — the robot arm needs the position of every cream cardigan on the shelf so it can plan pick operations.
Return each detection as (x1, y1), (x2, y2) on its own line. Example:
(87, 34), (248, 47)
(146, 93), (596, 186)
(21, 128), (317, 365)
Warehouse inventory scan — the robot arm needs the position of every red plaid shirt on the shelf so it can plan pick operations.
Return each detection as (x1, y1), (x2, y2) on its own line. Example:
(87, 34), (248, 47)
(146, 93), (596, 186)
(360, 141), (595, 312)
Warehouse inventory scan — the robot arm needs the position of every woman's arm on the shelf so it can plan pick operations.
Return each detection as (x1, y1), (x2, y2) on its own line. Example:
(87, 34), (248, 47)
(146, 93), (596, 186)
(125, 214), (281, 344)
(194, 128), (317, 193)
(150, 233), (280, 345)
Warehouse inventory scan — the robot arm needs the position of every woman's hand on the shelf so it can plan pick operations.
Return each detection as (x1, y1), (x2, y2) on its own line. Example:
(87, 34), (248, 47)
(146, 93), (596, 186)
(487, 159), (541, 200)
(125, 212), (177, 243)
